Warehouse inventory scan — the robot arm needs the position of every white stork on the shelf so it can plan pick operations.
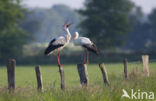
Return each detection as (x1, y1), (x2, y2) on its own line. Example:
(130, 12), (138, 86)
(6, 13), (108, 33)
(72, 32), (99, 64)
(44, 19), (72, 67)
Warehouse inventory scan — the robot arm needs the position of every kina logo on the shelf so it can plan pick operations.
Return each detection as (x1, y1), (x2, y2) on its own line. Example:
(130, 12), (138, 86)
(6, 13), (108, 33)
(121, 89), (154, 100)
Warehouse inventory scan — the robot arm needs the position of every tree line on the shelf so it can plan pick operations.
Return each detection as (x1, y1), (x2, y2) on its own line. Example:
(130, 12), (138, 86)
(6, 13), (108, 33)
(0, 0), (156, 63)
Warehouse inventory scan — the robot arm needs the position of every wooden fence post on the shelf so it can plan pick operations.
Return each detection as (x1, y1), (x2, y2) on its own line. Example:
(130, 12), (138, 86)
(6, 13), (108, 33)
(142, 55), (149, 77)
(58, 65), (65, 90)
(123, 58), (128, 79)
(99, 63), (109, 85)
(35, 66), (43, 91)
(7, 59), (16, 92)
(77, 64), (88, 87)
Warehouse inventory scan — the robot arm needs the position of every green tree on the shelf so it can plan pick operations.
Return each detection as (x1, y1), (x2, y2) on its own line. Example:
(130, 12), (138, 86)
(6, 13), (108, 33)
(0, 0), (28, 59)
(148, 8), (156, 50)
(79, 0), (134, 50)
(22, 5), (81, 43)
(20, 9), (41, 42)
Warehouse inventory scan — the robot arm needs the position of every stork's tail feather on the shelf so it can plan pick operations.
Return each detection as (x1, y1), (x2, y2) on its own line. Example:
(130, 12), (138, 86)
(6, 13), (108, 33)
(92, 44), (99, 55)
(44, 47), (53, 56)
(44, 49), (52, 56)
(44, 44), (64, 56)
(82, 44), (99, 55)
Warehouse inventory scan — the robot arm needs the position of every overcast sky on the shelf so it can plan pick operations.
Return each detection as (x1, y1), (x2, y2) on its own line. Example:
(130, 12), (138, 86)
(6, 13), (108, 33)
(22, 0), (156, 14)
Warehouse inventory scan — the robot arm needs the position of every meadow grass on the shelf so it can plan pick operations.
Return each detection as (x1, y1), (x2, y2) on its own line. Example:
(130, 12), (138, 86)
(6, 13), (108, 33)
(0, 62), (156, 101)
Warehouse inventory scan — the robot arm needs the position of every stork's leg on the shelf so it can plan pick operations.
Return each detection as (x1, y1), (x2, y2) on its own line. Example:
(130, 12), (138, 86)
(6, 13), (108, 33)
(86, 49), (89, 64)
(57, 49), (62, 67)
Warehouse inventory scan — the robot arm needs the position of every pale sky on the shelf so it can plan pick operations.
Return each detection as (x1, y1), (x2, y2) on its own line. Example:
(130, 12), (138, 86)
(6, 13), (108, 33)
(22, 0), (156, 14)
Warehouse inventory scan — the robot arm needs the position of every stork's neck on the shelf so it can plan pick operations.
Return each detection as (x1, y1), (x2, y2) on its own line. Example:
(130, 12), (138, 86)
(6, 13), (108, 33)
(66, 28), (71, 36)
(66, 28), (71, 41)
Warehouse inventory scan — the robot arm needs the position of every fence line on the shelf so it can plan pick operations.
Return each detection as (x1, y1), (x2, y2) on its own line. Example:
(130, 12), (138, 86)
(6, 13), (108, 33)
(0, 55), (152, 91)
(105, 59), (156, 65)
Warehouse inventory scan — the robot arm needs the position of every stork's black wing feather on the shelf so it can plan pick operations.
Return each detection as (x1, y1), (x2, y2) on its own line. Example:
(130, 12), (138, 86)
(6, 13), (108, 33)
(44, 44), (64, 56)
(49, 39), (56, 45)
(82, 44), (99, 55)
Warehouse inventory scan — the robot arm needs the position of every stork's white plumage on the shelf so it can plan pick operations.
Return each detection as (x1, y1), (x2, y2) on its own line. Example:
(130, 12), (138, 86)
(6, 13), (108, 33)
(44, 19), (71, 67)
(72, 32), (99, 64)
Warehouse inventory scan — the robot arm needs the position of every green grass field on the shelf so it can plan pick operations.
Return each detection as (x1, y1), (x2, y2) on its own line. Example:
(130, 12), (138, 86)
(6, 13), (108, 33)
(0, 62), (156, 101)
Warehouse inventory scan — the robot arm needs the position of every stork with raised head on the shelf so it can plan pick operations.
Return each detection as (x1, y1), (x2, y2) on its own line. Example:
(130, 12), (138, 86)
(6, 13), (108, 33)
(44, 19), (72, 67)
(72, 32), (99, 64)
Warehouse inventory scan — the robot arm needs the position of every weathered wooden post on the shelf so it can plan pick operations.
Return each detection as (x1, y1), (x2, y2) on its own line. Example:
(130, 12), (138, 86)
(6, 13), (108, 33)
(99, 63), (109, 85)
(77, 64), (88, 87)
(7, 59), (16, 92)
(35, 66), (43, 91)
(58, 65), (65, 90)
(142, 55), (149, 77)
(123, 58), (128, 79)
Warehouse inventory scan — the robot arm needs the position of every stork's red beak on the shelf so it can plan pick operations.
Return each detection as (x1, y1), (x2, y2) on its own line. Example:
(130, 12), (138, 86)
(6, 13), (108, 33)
(66, 23), (72, 28)
(64, 18), (69, 27)
(64, 18), (72, 28)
